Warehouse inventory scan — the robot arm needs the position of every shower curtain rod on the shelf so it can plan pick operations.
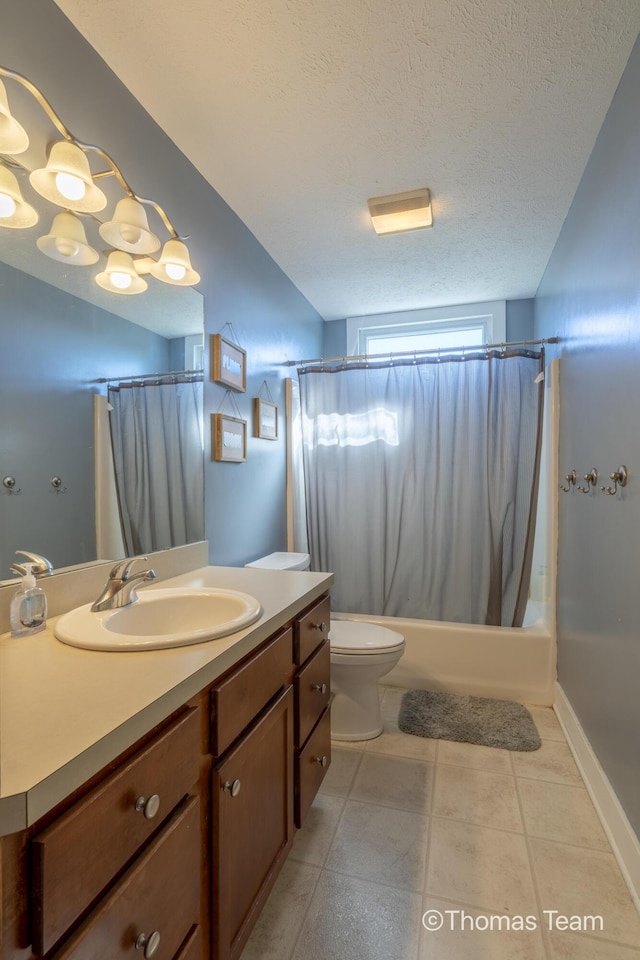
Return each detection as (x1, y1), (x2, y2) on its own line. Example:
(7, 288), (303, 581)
(97, 368), (203, 384)
(285, 336), (560, 368)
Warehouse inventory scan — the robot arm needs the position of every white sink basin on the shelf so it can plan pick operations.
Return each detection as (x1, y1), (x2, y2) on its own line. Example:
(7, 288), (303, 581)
(54, 588), (263, 651)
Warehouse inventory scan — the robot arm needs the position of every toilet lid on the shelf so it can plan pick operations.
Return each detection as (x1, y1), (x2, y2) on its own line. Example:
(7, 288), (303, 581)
(329, 620), (404, 654)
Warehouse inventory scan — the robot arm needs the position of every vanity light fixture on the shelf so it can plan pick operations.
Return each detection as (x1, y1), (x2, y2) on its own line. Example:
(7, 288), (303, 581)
(367, 187), (433, 235)
(96, 250), (148, 295)
(37, 211), (99, 265)
(0, 78), (29, 154)
(0, 63), (201, 294)
(99, 196), (160, 254)
(0, 161), (38, 227)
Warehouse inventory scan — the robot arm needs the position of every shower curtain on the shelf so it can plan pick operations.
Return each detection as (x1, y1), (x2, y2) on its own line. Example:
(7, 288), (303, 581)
(108, 378), (204, 555)
(299, 349), (543, 627)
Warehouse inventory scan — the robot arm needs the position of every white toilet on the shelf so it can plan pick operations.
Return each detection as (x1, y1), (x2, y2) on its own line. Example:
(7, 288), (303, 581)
(329, 620), (405, 741)
(244, 552), (405, 741)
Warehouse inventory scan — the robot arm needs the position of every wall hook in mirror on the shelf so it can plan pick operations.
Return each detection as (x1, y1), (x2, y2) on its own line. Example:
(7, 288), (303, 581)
(601, 465), (628, 497)
(577, 468), (598, 493)
(50, 476), (67, 494)
(2, 476), (21, 495)
(560, 470), (577, 492)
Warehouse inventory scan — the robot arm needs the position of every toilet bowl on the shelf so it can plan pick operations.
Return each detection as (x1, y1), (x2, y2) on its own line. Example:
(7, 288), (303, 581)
(329, 620), (405, 741)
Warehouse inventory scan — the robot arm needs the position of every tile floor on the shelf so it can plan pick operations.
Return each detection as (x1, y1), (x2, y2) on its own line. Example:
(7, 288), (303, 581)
(241, 686), (640, 960)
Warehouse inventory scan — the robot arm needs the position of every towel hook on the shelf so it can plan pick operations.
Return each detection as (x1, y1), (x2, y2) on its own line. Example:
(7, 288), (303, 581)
(2, 476), (21, 495)
(601, 465), (628, 496)
(559, 470), (577, 492)
(577, 468), (598, 494)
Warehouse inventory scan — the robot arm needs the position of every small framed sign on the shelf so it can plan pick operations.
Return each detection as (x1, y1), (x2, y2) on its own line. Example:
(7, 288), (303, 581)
(212, 413), (247, 462)
(254, 398), (278, 440)
(210, 333), (246, 392)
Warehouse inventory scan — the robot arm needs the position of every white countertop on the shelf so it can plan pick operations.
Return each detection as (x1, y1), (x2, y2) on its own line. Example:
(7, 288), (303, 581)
(0, 565), (333, 834)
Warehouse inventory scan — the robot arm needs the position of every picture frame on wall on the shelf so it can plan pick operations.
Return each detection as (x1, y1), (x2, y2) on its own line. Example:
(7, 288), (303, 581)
(210, 333), (246, 392)
(254, 398), (278, 440)
(212, 413), (247, 462)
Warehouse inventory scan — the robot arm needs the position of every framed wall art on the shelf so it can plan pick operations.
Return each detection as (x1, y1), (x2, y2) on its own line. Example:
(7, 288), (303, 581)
(212, 412), (247, 462)
(210, 332), (246, 392)
(254, 397), (278, 440)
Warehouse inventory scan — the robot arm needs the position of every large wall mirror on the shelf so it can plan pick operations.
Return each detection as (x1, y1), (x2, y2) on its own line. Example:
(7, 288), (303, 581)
(0, 205), (204, 585)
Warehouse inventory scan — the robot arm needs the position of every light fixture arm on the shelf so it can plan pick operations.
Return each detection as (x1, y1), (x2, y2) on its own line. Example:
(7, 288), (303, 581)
(0, 64), (181, 240)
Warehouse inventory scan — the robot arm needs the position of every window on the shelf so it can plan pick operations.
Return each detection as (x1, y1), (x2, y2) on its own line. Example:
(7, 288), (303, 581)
(346, 301), (506, 357)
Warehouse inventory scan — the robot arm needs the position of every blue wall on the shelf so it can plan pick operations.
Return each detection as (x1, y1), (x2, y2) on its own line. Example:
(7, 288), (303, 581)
(535, 36), (640, 836)
(1, 0), (324, 568)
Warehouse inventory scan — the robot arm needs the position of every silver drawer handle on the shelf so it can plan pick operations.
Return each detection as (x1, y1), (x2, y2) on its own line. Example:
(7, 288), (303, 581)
(136, 930), (161, 958)
(311, 621), (327, 632)
(313, 755), (328, 767)
(134, 794), (160, 820)
(312, 682), (327, 695)
(223, 778), (242, 798)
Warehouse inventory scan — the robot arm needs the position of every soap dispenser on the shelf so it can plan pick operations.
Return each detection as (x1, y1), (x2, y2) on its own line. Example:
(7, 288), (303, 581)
(10, 563), (48, 637)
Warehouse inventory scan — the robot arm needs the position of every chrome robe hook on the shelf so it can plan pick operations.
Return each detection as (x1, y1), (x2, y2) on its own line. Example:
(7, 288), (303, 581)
(560, 470), (577, 492)
(577, 469), (598, 493)
(601, 465), (628, 496)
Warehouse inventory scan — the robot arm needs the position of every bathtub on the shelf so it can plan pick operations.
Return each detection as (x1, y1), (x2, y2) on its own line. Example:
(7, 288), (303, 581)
(332, 600), (556, 706)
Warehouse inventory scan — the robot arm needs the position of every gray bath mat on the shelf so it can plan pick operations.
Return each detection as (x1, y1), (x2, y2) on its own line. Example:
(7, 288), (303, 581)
(398, 690), (541, 751)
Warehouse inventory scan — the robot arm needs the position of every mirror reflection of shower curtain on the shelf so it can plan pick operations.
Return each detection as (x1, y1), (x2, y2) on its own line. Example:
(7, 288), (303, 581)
(108, 379), (204, 555)
(299, 351), (543, 627)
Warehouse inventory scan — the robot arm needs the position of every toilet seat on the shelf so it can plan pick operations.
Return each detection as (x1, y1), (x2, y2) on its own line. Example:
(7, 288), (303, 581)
(329, 620), (404, 655)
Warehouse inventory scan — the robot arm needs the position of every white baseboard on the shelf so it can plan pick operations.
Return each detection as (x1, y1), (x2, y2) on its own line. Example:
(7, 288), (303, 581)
(554, 682), (640, 911)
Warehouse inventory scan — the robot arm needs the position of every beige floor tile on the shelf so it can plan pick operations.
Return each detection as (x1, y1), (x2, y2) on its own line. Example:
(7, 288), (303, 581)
(325, 799), (429, 891)
(530, 837), (640, 948)
(549, 930), (640, 958)
(427, 817), (538, 914)
(433, 764), (523, 832)
(291, 871), (422, 960)
(436, 738), (513, 775)
(290, 794), (345, 867)
(518, 778), (609, 850)
(350, 753), (434, 813)
(365, 725), (438, 762)
(318, 746), (362, 797)
(418, 897), (547, 959)
(240, 859), (320, 960)
(512, 740), (583, 786)
(526, 705), (566, 742)
(380, 685), (407, 721)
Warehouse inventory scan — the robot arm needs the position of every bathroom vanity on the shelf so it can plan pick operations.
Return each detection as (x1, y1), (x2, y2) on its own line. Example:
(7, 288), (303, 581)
(0, 564), (333, 960)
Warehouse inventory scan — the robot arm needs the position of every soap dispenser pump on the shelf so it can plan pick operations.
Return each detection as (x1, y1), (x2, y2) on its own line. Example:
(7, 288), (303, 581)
(10, 563), (48, 637)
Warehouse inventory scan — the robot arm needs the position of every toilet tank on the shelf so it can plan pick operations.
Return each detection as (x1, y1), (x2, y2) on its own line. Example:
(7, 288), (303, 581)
(244, 552), (310, 571)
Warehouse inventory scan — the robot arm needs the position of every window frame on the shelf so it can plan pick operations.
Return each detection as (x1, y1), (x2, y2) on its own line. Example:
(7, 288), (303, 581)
(346, 300), (506, 357)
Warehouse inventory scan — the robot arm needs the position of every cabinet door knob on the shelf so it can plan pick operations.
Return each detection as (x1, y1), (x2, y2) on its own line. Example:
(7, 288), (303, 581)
(135, 794), (160, 820)
(311, 621), (327, 633)
(312, 682), (327, 695)
(135, 930), (161, 958)
(313, 755), (328, 767)
(223, 778), (242, 797)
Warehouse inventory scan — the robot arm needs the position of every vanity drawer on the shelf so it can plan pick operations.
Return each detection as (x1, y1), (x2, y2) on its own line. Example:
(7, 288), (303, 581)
(295, 639), (330, 748)
(50, 796), (200, 960)
(295, 707), (331, 827)
(211, 627), (293, 757)
(294, 595), (330, 666)
(31, 707), (200, 956)
(174, 925), (202, 960)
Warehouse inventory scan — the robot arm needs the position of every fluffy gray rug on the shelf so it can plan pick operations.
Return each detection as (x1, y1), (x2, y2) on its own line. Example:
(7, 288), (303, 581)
(398, 690), (541, 751)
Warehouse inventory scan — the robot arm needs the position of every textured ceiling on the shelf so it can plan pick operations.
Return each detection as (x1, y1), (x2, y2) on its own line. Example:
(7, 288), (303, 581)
(54, 0), (640, 321)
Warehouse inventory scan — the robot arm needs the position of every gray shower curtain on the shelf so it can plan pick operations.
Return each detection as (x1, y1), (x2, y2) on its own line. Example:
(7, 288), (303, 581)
(108, 378), (204, 555)
(299, 349), (543, 627)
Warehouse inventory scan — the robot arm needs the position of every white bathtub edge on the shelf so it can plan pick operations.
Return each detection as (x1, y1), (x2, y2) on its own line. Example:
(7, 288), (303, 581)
(554, 682), (640, 911)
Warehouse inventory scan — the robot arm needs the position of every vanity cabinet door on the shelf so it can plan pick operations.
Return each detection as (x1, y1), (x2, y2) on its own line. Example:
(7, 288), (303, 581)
(212, 686), (294, 960)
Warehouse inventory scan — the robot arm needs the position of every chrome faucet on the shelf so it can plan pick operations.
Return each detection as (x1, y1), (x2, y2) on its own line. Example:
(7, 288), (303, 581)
(91, 557), (157, 613)
(10, 550), (54, 578)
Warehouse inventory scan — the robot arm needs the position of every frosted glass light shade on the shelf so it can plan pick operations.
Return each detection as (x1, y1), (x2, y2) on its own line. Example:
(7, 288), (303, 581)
(150, 239), (200, 286)
(99, 197), (161, 254)
(29, 140), (107, 212)
(368, 188), (433, 235)
(0, 79), (29, 155)
(0, 162), (38, 228)
(37, 211), (99, 265)
(96, 250), (147, 295)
